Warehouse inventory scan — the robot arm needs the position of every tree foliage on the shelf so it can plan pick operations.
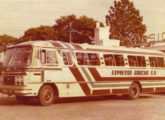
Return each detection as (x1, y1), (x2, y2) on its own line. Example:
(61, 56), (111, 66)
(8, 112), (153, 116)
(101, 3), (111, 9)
(106, 0), (146, 46)
(19, 15), (104, 44)
(54, 14), (104, 44)
(0, 34), (18, 51)
(20, 25), (57, 42)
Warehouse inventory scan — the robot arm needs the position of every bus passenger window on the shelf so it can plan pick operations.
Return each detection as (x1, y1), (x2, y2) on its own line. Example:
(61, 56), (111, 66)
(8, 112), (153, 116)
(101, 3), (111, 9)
(103, 54), (115, 66)
(137, 56), (146, 67)
(149, 57), (157, 67)
(128, 56), (138, 67)
(41, 49), (58, 65)
(46, 51), (58, 64)
(156, 57), (165, 67)
(88, 53), (100, 66)
(76, 52), (89, 65)
(114, 55), (125, 66)
(62, 52), (72, 65)
(76, 53), (83, 65)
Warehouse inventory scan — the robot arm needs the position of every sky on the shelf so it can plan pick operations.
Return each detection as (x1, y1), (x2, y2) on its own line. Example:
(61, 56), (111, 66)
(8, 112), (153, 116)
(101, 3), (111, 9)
(0, 0), (165, 38)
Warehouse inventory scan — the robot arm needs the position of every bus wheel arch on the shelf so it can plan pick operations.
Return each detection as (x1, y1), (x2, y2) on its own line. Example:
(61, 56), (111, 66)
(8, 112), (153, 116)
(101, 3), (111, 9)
(127, 81), (141, 100)
(38, 83), (59, 106)
(133, 81), (142, 93)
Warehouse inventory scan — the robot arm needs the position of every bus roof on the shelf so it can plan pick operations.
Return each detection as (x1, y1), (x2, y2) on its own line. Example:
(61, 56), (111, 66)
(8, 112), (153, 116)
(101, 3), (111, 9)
(8, 40), (165, 56)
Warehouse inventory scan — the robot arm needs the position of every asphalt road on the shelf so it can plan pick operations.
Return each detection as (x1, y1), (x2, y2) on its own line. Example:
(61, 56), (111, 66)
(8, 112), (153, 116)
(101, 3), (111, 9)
(0, 93), (165, 120)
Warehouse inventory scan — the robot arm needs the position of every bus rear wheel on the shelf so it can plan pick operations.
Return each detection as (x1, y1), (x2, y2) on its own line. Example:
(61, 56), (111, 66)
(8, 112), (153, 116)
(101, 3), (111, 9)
(38, 85), (55, 106)
(128, 83), (140, 100)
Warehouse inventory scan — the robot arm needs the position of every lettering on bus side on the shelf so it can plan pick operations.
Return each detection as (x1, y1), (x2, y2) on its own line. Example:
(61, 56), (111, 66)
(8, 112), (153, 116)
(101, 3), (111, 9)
(112, 70), (157, 76)
(134, 71), (148, 75)
(112, 70), (132, 75)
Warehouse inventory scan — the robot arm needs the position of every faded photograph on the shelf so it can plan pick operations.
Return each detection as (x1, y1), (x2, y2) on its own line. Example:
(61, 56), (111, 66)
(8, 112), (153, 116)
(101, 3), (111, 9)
(0, 0), (165, 120)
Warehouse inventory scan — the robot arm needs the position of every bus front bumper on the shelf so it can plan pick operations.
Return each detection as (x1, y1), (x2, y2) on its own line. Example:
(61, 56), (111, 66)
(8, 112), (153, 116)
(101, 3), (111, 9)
(0, 87), (32, 96)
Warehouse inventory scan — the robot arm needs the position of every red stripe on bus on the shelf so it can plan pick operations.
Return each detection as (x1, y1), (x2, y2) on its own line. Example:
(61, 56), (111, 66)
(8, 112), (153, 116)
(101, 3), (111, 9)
(112, 89), (128, 94)
(92, 90), (110, 95)
(69, 67), (90, 95)
(72, 44), (83, 50)
(88, 68), (165, 81)
(156, 87), (165, 92)
(142, 88), (154, 93)
(50, 42), (64, 48)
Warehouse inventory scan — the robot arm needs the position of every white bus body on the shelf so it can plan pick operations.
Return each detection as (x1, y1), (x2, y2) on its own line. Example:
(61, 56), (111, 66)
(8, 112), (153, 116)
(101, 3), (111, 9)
(0, 41), (165, 105)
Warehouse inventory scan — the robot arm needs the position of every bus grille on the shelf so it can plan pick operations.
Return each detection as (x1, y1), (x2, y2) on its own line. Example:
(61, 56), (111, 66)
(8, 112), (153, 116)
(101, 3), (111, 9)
(4, 76), (15, 85)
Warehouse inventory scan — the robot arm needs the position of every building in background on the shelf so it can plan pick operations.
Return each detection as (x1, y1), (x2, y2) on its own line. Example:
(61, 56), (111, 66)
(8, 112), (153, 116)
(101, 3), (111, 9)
(94, 23), (120, 46)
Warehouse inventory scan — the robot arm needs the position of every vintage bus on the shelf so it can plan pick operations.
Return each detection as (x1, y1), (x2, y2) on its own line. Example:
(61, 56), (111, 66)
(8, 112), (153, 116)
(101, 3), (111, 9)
(0, 40), (165, 106)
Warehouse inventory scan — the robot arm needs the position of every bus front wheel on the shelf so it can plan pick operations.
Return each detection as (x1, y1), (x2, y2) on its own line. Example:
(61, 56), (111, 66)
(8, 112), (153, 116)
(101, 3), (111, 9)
(38, 85), (55, 106)
(128, 83), (140, 100)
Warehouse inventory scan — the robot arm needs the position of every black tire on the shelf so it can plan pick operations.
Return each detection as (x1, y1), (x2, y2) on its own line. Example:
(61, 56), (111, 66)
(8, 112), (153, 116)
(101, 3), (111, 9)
(128, 83), (140, 100)
(16, 96), (30, 104)
(38, 85), (55, 106)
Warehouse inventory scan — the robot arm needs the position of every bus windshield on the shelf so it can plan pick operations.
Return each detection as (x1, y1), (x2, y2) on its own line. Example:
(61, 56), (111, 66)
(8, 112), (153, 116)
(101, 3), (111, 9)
(3, 46), (32, 67)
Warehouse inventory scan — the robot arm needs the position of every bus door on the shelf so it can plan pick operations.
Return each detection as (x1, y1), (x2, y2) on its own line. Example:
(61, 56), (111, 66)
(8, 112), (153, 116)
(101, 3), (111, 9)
(39, 48), (60, 83)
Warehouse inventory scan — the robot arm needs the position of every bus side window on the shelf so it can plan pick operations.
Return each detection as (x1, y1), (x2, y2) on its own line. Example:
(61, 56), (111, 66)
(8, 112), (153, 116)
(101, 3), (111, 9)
(46, 51), (58, 64)
(156, 57), (165, 67)
(76, 52), (89, 65)
(62, 52), (72, 65)
(41, 49), (58, 65)
(88, 53), (100, 66)
(128, 56), (138, 67)
(137, 56), (146, 67)
(103, 54), (115, 66)
(76, 53), (83, 65)
(114, 55), (125, 66)
(149, 57), (157, 67)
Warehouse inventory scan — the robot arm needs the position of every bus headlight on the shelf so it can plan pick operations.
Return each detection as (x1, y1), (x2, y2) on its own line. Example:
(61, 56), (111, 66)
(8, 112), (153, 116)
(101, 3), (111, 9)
(15, 76), (28, 86)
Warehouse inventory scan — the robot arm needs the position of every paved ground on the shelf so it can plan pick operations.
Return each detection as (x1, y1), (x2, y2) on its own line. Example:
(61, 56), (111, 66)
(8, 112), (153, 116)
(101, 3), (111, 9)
(0, 93), (165, 120)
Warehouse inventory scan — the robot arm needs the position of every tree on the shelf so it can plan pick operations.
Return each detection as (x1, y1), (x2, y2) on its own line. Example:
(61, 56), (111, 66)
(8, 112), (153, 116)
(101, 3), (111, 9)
(20, 25), (57, 42)
(106, 0), (146, 46)
(0, 34), (18, 51)
(53, 14), (104, 44)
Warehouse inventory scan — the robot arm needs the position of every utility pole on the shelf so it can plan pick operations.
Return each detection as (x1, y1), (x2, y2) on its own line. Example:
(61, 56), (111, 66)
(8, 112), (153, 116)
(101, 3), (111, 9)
(69, 22), (72, 43)
(69, 22), (83, 43)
